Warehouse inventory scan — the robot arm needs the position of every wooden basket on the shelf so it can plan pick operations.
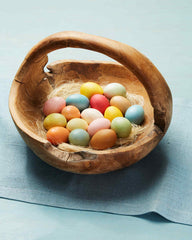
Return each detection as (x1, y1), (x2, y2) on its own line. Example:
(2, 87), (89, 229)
(9, 31), (172, 174)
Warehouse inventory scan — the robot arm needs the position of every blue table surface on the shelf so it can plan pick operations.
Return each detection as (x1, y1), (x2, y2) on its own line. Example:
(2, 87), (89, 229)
(1, 0), (192, 239)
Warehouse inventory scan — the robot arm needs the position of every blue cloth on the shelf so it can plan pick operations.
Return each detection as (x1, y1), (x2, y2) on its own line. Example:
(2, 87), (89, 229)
(0, 96), (192, 225)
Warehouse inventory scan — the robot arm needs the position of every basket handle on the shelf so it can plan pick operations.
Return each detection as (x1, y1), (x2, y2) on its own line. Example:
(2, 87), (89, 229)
(24, 31), (172, 132)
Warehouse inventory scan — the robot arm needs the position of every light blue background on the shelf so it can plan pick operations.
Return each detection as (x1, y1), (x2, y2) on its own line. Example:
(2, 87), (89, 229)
(1, 0), (192, 239)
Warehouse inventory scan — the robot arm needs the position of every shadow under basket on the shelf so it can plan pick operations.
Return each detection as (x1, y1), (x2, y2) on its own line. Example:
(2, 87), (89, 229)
(9, 31), (172, 174)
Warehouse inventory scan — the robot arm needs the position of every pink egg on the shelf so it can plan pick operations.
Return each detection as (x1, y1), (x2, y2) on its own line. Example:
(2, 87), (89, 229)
(43, 97), (66, 116)
(88, 118), (111, 136)
(90, 94), (110, 114)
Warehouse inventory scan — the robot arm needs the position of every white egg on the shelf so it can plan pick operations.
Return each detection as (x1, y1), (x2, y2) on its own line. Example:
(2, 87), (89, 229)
(81, 108), (104, 124)
(103, 83), (127, 99)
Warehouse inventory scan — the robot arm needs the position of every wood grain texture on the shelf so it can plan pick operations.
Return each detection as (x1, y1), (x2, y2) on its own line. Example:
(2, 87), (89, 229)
(9, 31), (172, 174)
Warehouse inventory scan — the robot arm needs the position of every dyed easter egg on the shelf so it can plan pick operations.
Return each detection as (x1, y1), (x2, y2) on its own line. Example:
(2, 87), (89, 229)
(66, 118), (88, 131)
(90, 129), (117, 150)
(110, 96), (131, 114)
(90, 94), (110, 114)
(80, 82), (103, 99)
(125, 105), (144, 124)
(81, 108), (103, 124)
(103, 83), (127, 99)
(43, 97), (66, 116)
(46, 127), (69, 145)
(61, 105), (80, 121)
(43, 113), (67, 130)
(66, 94), (89, 111)
(69, 129), (90, 146)
(111, 117), (132, 138)
(104, 106), (123, 121)
(88, 118), (111, 136)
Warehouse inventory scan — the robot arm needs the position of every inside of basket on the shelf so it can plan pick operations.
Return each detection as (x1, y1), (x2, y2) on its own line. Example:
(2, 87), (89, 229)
(16, 60), (154, 152)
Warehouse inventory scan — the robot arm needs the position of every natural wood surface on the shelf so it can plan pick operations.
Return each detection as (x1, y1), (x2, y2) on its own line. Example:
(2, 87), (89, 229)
(9, 31), (172, 174)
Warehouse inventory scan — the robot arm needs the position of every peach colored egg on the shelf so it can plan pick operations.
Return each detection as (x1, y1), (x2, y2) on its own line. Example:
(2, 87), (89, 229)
(81, 108), (103, 124)
(90, 129), (117, 150)
(88, 118), (111, 136)
(110, 96), (131, 114)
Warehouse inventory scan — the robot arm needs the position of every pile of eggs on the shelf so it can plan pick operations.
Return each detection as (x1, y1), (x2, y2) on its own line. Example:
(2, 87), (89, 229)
(42, 82), (144, 150)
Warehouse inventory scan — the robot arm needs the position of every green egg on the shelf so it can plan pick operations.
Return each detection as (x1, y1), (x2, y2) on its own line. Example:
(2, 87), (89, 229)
(43, 113), (67, 130)
(111, 117), (132, 138)
(69, 129), (90, 146)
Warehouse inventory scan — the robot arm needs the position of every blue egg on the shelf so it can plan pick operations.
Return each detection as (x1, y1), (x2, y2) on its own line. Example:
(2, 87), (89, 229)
(69, 129), (90, 146)
(66, 94), (89, 112)
(125, 105), (144, 124)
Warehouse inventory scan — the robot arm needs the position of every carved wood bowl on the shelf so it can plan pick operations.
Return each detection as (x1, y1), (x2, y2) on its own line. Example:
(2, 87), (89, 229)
(9, 32), (172, 174)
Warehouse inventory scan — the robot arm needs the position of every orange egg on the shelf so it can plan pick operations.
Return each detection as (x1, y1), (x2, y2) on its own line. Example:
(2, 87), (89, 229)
(46, 127), (69, 145)
(90, 129), (117, 150)
(61, 105), (80, 121)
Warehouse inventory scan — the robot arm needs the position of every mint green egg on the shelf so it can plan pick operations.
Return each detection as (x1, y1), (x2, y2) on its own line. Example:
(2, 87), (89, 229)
(69, 129), (90, 146)
(111, 117), (132, 138)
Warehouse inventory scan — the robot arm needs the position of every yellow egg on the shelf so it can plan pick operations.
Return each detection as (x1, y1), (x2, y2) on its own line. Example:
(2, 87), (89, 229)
(66, 118), (88, 131)
(104, 106), (123, 121)
(80, 82), (103, 99)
